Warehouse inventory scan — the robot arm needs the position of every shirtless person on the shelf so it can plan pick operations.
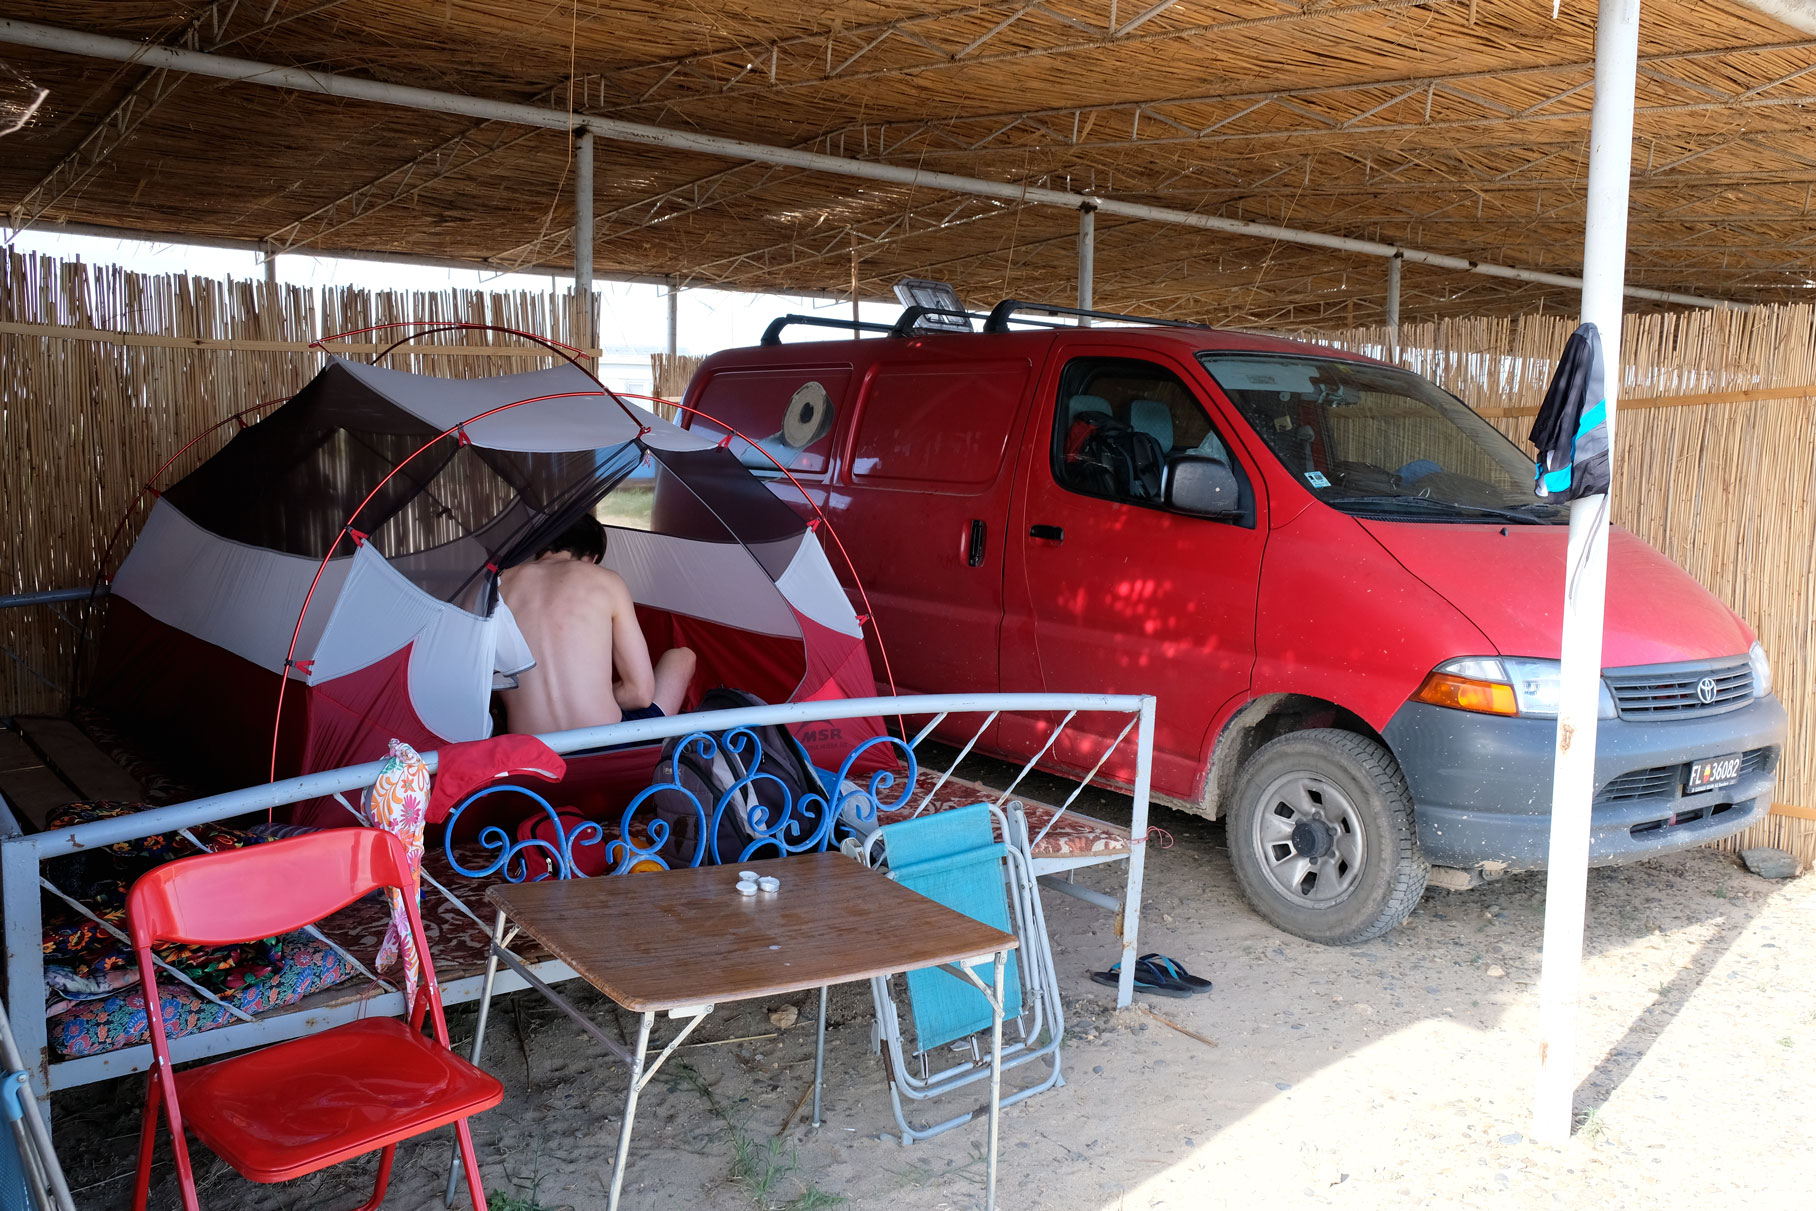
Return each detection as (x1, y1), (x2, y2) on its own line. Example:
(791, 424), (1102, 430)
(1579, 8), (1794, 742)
(498, 515), (695, 735)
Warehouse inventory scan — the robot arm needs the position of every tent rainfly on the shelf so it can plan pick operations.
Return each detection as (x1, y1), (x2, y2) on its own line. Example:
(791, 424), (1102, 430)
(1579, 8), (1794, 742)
(92, 356), (881, 819)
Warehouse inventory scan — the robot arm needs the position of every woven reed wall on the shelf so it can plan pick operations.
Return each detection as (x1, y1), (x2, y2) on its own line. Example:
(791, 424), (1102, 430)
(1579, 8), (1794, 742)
(650, 353), (706, 410)
(0, 250), (587, 719)
(1309, 307), (1816, 866)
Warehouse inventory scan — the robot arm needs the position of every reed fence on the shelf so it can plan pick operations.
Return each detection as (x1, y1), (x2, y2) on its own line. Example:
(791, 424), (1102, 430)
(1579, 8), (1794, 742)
(3, 250), (1811, 863)
(1310, 306), (1816, 865)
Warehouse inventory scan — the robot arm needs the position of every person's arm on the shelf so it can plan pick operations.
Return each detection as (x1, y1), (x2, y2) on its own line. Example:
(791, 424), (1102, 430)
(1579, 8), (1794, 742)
(603, 571), (657, 709)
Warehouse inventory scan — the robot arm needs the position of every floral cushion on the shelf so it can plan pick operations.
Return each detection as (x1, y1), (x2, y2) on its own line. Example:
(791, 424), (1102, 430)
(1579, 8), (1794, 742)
(47, 933), (352, 1059)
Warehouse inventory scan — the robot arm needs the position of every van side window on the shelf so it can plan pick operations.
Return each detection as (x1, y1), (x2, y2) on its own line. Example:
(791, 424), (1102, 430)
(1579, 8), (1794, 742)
(1051, 357), (1236, 509)
(686, 367), (849, 479)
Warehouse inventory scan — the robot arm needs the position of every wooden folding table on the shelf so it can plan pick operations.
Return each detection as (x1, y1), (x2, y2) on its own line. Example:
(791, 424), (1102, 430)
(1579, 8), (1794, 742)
(451, 852), (1018, 1211)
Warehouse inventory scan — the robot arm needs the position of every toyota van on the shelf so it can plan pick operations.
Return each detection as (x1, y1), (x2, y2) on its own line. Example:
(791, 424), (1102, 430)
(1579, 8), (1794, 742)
(678, 302), (1786, 943)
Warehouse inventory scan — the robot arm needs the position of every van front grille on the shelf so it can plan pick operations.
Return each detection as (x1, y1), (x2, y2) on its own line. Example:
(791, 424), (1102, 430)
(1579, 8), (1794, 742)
(1604, 658), (1753, 719)
(1594, 746), (1777, 806)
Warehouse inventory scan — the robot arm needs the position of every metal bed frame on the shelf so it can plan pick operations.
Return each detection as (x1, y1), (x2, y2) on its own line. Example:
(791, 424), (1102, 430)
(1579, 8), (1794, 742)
(2, 692), (1155, 1145)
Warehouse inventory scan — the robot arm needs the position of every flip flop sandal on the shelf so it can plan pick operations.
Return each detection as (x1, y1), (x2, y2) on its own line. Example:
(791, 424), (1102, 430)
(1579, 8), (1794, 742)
(1089, 957), (1195, 998)
(1139, 953), (1212, 994)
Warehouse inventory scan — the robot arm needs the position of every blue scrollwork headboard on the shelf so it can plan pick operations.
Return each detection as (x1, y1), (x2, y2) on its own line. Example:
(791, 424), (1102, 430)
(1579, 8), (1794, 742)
(443, 730), (918, 881)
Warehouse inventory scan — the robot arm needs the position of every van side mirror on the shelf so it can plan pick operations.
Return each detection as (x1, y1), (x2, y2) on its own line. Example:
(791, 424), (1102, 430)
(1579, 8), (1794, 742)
(1167, 455), (1242, 517)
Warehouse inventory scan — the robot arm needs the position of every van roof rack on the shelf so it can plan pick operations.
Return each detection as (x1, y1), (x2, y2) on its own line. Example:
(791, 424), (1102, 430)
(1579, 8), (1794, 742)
(758, 299), (1210, 346)
(982, 299), (1209, 333)
(760, 314), (897, 345)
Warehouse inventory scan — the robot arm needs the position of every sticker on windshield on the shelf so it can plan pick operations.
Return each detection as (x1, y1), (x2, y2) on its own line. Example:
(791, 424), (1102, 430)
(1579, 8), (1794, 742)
(1304, 470), (1331, 488)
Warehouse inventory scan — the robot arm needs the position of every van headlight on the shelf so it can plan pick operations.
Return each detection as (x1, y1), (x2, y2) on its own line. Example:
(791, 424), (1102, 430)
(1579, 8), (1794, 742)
(1749, 641), (1772, 698)
(1412, 657), (1615, 719)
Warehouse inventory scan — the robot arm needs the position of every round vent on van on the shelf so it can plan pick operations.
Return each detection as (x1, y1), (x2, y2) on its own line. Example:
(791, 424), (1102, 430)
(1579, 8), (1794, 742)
(781, 381), (834, 449)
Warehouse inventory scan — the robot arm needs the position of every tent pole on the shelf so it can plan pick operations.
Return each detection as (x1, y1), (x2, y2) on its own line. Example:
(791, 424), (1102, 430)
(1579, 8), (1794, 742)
(1532, 0), (1639, 1148)
(573, 129), (594, 351)
(0, 17), (1741, 311)
(1077, 202), (1096, 325)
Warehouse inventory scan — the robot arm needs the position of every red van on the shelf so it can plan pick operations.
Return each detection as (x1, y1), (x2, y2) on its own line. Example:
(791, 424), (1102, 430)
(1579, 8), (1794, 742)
(679, 302), (1786, 943)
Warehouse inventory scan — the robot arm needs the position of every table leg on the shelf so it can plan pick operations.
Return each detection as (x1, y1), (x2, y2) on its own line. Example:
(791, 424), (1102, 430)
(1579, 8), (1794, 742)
(811, 984), (828, 1128)
(986, 950), (1005, 1211)
(445, 908), (510, 1208)
(607, 1011), (655, 1211)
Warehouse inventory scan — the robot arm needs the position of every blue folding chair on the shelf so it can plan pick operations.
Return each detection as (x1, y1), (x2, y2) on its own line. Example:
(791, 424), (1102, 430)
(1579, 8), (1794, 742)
(864, 802), (1064, 1143)
(1, 1001), (74, 1211)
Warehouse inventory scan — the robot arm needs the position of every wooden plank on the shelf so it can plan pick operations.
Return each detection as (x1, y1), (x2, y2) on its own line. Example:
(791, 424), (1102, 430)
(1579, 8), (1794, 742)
(14, 717), (144, 804)
(1769, 801), (1816, 822)
(0, 728), (79, 830)
(488, 852), (1015, 1013)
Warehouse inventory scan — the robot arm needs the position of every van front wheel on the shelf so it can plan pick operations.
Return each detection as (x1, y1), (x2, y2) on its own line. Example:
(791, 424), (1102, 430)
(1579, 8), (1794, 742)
(1226, 730), (1427, 945)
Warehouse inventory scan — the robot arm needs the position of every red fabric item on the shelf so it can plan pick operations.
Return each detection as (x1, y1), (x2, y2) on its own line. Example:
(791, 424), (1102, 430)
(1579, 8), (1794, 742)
(91, 603), (440, 828)
(512, 806), (611, 879)
(428, 735), (566, 823)
(790, 612), (892, 775)
(91, 599), (308, 791)
(633, 605), (805, 708)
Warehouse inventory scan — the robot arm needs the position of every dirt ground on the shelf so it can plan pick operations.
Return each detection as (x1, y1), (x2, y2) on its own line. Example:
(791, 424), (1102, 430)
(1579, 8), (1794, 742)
(51, 782), (1816, 1211)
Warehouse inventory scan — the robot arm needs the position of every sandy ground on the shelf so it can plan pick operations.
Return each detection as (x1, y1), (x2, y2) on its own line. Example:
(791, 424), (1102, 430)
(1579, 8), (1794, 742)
(51, 784), (1816, 1211)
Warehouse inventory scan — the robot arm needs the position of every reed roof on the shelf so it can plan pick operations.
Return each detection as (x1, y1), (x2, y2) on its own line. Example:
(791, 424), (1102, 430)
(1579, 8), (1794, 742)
(4, 1), (1816, 327)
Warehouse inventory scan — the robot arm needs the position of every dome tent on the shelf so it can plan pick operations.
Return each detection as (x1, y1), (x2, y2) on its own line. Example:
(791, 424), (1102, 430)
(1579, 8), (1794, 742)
(92, 354), (881, 814)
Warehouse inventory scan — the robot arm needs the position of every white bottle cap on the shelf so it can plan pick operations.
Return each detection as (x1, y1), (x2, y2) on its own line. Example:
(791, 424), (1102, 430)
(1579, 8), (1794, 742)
(736, 882), (758, 896)
(758, 875), (781, 893)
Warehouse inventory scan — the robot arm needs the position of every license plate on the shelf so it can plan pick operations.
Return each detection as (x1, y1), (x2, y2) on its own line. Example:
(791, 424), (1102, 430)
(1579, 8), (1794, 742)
(1685, 753), (1742, 794)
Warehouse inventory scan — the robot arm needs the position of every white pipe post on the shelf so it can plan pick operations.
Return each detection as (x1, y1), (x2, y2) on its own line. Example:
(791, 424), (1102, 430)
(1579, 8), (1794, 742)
(1385, 252), (1402, 358)
(573, 129), (594, 351)
(666, 277), (678, 358)
(0, 19), (1741, 312)
(1077, 202), (1096, 324)
(1532, 0), (1639, 1148)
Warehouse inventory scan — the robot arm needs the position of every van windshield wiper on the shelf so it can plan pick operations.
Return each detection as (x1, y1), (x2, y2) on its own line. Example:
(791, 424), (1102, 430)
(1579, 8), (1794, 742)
(1326, 493), (1558, 525)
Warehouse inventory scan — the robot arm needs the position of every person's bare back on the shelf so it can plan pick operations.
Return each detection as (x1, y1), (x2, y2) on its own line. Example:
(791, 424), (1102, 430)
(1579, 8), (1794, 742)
(496, 516), (695, 736)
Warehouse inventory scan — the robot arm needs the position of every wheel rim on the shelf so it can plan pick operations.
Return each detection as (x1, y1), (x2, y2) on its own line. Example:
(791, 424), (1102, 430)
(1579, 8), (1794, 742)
(1249, 772), (1367, 906)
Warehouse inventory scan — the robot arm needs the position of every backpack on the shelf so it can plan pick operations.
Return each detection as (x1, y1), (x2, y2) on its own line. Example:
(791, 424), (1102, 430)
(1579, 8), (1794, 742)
(645, 688), (833, 867)
(1072, 415), (1166, 501)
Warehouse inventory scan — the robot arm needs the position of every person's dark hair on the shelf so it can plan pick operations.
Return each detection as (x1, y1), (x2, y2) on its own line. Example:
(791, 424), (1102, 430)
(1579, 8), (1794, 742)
(542, 513), (606, 563)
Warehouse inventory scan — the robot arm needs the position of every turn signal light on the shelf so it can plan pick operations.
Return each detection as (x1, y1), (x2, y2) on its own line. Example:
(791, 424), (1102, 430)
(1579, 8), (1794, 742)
(1411, 671), (1518, 716)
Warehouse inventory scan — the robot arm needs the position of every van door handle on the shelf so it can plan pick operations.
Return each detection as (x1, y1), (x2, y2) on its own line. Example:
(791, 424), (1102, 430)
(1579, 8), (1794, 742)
(967, 519), (987, 567)
(1029, 524), (1064, 542)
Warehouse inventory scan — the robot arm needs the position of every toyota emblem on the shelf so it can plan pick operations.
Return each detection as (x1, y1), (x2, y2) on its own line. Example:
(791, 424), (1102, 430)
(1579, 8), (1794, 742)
(1696, 677), (1717, 705)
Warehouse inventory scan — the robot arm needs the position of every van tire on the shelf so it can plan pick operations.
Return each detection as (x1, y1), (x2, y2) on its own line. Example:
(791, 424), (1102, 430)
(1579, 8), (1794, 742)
(1226, 729), (1427, 945)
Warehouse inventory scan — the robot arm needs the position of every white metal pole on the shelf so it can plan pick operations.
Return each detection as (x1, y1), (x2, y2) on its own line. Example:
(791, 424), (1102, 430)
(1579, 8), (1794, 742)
(0, 17), (1739, 311)
(573, 129), (594, 350)
(1385, 252), (1402, 358)
(1532, 0), (1638, 1148)
(666, 277), (678, 358)
(1077, 202), (1096, 324)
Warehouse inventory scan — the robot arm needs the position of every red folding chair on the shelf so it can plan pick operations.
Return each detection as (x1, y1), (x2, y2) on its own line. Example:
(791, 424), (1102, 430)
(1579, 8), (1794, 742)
(127, 829), (502, 1211)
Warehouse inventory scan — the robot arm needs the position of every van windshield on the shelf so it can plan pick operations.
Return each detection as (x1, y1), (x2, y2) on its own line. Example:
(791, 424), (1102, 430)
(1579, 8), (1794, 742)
(1197, 353), (1565, 525)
